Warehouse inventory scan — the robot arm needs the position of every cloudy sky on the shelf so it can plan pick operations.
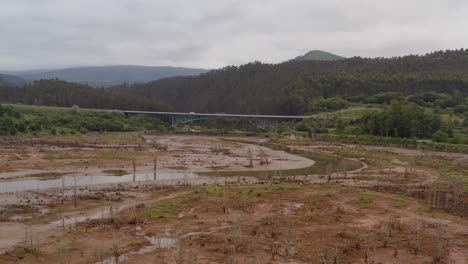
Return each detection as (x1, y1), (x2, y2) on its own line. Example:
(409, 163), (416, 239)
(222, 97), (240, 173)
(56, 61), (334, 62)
(1, 0), (467, 71)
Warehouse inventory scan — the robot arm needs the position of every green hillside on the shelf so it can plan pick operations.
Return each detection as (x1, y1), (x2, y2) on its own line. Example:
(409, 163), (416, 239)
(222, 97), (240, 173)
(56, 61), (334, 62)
(294, 50), (345, 61)
(112, 49), (468, 115)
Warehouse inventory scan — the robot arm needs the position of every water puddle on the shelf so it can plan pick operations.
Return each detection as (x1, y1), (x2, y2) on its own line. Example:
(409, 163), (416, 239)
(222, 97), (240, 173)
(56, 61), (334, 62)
(49, 203), (131, 227)
(96, 236), (177, 264)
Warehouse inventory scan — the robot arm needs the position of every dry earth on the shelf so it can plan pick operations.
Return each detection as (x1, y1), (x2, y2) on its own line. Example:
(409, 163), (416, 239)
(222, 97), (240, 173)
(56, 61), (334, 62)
(0, 133), (466, 264)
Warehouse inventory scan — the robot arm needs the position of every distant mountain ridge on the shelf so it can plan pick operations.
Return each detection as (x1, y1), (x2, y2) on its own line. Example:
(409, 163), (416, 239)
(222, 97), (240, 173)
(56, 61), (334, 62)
(294, 50), (345, 61)
(0, 73), (26, 86)
(11, 65), (209, 87)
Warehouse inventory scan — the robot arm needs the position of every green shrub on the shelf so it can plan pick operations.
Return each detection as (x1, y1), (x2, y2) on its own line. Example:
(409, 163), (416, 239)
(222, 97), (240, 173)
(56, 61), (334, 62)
(432, 130), (449, 143)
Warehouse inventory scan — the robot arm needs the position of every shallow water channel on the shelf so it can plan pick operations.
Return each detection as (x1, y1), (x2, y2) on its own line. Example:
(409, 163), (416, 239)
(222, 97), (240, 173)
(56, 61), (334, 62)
(0, 141), (362, 193)
(0, 172), (198, 193)
(96, 236), (177, 264)
(211, 140), (362, 177)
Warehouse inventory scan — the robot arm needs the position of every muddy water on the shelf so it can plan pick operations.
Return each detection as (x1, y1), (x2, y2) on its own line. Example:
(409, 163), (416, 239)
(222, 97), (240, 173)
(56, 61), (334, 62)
(0, 141), (362, 193)
(206, 140), (363, 177)
(97, 236), (177, 264)
(0, 172), (198, 193)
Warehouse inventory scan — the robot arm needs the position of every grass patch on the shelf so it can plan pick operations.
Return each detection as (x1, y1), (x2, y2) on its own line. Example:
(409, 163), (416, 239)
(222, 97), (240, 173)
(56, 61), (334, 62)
(42, 132), (147, 145)
(194, 183), (305, 197)
(321, 106), (382, 119)
(319, 183), (338, 188)
(416, 207), (432, 214)
(194, 185), (226, 195)
(355, 174), (395, 182)
(353, 189), (381, 207)
(393, 193), (415, 208)
(355, 189), (381, 198)
(144, 202), (181, 220)
(268, 183), (305, 191)
(336, 149), (397, 169)
(393, 200), (407, 208)
(128, 241), (143, 247)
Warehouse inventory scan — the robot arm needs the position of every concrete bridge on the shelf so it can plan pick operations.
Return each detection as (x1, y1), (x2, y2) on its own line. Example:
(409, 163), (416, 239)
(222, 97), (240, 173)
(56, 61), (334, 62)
(122, 110), (311, 130)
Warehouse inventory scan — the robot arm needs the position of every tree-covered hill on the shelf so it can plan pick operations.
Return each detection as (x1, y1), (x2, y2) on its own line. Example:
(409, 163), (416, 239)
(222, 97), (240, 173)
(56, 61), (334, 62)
(0, 73), (26, 87)
(113, 49), (468, 115)
(294, 50), (345, 61)
(12, 65), (209, 87)
(0, 79), (171, 111)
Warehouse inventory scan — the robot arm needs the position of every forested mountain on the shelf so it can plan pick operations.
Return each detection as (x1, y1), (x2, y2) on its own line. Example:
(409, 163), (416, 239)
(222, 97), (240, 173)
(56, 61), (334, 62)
(294, 50), (345, 61)
(112, 49), (468, 115)
(12, 65), (209, 87)
(0, 79), (171, 111)
(0, 73), (26, 87)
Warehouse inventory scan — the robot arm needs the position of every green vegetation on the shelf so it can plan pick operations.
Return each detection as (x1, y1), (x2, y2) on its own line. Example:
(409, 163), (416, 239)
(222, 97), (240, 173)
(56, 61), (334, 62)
(194, 183), (305, 197)
(144, 202), (181, 220)
(40, 132), (147, 145)
(360, 101), (441, 138)
(0, 104), (168, 136)
(318, 183), (338, 188)
(294, 50), (345, 61)
(113, 49), (468, 115)
(353, 189), (381, 207)
(0, 104), (20, 135)
(295, 99), (467, 151)
(0, 79), (170, 111)
(393, 199), (407, 208)
(416, 207), (432, 214)
(392, 195), (415, 208)
(176, 117), (260, 134)
(127, 241), (143, 247)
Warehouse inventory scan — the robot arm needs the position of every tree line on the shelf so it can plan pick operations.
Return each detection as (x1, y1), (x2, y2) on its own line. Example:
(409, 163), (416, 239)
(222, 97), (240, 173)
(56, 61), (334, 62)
(0, 79), (171, 111)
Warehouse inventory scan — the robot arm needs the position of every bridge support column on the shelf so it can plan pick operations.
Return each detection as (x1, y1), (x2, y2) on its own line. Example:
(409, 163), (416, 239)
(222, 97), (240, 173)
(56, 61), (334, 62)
(171, 115), (176, 128)
(274, 119), (279, 129)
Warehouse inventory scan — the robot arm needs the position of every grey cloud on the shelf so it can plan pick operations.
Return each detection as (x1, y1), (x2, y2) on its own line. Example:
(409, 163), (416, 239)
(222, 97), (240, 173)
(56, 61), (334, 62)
(1, 0), (467, 70)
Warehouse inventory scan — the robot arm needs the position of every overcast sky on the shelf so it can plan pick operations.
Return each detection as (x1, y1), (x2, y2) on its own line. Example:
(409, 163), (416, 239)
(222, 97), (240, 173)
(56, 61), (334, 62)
(1, 0), (467, 71)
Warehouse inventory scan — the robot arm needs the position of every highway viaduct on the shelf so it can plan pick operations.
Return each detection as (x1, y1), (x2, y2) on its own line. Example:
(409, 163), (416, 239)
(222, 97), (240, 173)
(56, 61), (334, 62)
(122, 110), (311, 130)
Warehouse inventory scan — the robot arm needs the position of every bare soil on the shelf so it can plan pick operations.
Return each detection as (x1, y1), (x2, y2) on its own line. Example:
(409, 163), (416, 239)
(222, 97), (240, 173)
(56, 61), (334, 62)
(0, 134), (466, 264)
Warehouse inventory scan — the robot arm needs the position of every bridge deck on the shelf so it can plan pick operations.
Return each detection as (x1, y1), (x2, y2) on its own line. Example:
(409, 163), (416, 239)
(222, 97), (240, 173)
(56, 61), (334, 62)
(122, 110), (311, 119)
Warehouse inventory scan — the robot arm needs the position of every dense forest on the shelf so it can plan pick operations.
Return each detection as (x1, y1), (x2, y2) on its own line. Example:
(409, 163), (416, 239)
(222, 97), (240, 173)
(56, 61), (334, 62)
(112, 49), (468, 115)
(0, 79), (171, 111)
